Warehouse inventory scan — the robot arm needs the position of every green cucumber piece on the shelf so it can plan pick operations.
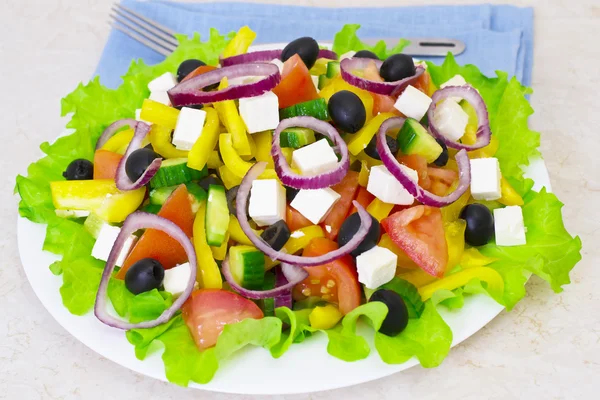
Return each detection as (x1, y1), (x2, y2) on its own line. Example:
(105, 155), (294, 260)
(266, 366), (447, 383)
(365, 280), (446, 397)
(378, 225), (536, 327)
(318, 74), (331, 90)
(280, 128), (316, 149)
(326, 61), (341, 78)
(397, 118), (443, 163)
(280, 98), (329, 121)
(149, 182), (207, 213)
(259, 272), (277, 316)
(141, 203), (162, 214)
(205, 184), (230, 246)
(364, 277), (424, 318)
(229, 245), (265, 290)
(149, 158), (208, 189)
(83, 212), (106, 239)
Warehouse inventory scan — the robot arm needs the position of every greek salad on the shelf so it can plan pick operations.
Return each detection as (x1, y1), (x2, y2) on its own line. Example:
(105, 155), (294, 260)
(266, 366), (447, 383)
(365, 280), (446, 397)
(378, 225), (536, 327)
(15, 25), (581, 386)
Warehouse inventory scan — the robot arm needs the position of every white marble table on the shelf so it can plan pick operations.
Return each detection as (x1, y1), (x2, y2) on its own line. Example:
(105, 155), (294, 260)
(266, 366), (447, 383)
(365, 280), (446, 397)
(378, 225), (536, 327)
(1, 0), (598, 399)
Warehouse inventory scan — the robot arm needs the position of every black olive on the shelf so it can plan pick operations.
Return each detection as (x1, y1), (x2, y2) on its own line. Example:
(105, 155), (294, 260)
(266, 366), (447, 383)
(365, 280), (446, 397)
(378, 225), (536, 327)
(198, 175), (223, 192)
(433, 138), (449, 167)
(63, 159), (94, 180)
(328, 90), (366, 133)
(260, 220), (291, 251)
(364, 134), (399, 160)
(284, 186), (300, 203)
(379, 54), (416, 82)
(369, 289), (409, 336)
(226, 185), (239, 215)
(175, 104), (204, 110)
(176, 59), (206, 82)
(125, 258), (165, 295)
(354, 50), (379, 60)
(337, 212), (380, 257)
(125, 148), (159, 182)
(460, 203), (494, 246)
(281, 37), (320, 69)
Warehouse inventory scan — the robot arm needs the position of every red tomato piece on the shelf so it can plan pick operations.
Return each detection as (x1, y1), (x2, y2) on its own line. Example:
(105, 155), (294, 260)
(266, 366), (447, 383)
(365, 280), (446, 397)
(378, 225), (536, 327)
(272, 54), (319, 109)
(117, 185), (194, 278)
(427, 167), (458, 196)
(321, 171), (360, 240)
(381, 205), (448, 278)
(182, 289), (263, 350)
(93, 149), (122, 180)
(293, 238), (361, 315)
(350, 186), (375, 214)
(413, 70), (434, 96)
(398, 154), (431, 189)
(286, 204), (313, 232)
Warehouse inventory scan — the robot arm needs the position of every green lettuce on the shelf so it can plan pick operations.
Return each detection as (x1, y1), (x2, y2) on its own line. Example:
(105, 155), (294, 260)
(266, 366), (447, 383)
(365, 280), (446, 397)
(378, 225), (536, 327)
(332, 24), (410, 60)
(59, 256), (104, 315)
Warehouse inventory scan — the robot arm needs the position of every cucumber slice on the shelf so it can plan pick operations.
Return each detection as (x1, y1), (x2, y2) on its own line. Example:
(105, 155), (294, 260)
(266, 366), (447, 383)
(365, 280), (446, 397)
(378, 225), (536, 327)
(149, 158), (208, 189)
(326, 61), (341, 78)
(83, 212), (106, 239)
(397, 118), (443, 163)
(205, 184), (230, 246)
(280, 128), (316, 149)
(259, 272), (276, 316)
(317, 74), (331, 90)
(141, 203), (162, 214)
(229, 245), (265, 290)
(363, 277), (424, 318)
(280, 98), (329, 121)
(150, 182), (207, 213)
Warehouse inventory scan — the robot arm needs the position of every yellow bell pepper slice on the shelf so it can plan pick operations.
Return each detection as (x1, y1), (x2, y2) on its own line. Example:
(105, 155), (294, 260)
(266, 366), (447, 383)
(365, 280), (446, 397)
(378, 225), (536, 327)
(253, 130), (275, 168)
(211, 232), (229, 261)
(265, 225), (325, 269)
(358, 161), (370, 187)
(347, 113), (396, 155)
(469, 134), (500, 159)
(187, 107), (220, 171)
(96, 188), (146, 223)
(207, 150), (223, 169)
(214, 77), (253, 155)
(281, 147), (293, 165)
(101, 128), (134, 154)
(221, 26), (257, 58)
(149, 124), (188, 159)
(355, 151), (383, 168)
(218, 164), (243, 189)
(418, 267), (504, 301)
(219, 133), (278, 179)
(378, 234), (408, 267)
(397, 269), (438, 288)
(320, 77), (374, 121)
(229, 216), (263, 246)
(140, 99), (179, 130)
(444, 220), (466, 271)
(498, 177), (524, 206)
(460, 248), (498, 269)
(441, 184), (470, 223)
(367, 198), (394, 222)
(193, 202), (223, 289)
(309, 304), (343, 330)
(310, 58), (330, 76)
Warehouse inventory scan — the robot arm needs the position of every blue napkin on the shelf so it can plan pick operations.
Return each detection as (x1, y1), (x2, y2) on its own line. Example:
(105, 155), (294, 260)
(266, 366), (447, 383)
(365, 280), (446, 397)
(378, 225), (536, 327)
(96, 1), (533, 89)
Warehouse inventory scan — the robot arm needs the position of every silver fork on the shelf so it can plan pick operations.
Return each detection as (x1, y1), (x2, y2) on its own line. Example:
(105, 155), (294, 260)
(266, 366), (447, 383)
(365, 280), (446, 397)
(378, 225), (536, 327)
(109, 3), (465, 57)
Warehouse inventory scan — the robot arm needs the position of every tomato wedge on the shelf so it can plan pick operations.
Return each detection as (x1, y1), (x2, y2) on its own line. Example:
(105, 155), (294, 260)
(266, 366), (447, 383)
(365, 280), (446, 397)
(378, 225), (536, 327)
(398, 154), (431, 189)
(93, 149), (122, 180)
(182, 289), (263, 350)
(350, 186), (375, 214)
(272, 54), (319, 109)
(381, 205), (448, 278)
(413, 70), (435, 96)
(321, 171), (359, 240)
(286, 204), (313, 232)
(117, 185), (194, 278)
(293, 237), (361, 315)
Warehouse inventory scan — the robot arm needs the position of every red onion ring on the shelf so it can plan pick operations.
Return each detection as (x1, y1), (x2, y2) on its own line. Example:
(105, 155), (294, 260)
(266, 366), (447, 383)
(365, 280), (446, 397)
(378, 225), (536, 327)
(115, 122), (162, 191)
(220, 49), (338, 67)
(272, 117), (349, 189)
(168, 63), (280, 107)
(340, 58), (425, 95)
(96, 119), (138, 150)
(236, 162), (372, 266)
(222, 257), (307, 300)
(376, 117), (471, 208)
(427, 85), (491, 150)
(94, 212), (197, 330)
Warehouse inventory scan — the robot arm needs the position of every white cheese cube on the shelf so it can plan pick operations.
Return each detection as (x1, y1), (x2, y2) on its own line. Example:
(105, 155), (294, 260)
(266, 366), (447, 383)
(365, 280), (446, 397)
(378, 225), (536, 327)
(394, 85), (432, 121)
(172, 107), (207, 150)
(470, 158), (502, 200)
(340, 51), (356, 60)
(290, 188), (341, 224)
(367, 165), (417, 205)
(55, 209), (91, 219)
(440, 74), (467, 88)
(292, 139), (338, 176)
(91, 224), (136, 267)
(356, 246), (397, 289)
(248, 179), (286, 227)
(238, 91), (280, 134)
(433, 99), (469, 141)
(271, 58), (284, 74)
(163, 262), (192, 297)
(149, 90), (171, 106)
(493, 206), (527, 246)
(148, 72), (177, 92)
(311, 75), (320, 92)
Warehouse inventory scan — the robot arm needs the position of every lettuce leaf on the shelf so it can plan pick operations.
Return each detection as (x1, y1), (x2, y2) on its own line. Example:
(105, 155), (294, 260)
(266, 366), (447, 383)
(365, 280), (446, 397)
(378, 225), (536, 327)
(59, 256), (105, 315)
(332, 24), (409, 60)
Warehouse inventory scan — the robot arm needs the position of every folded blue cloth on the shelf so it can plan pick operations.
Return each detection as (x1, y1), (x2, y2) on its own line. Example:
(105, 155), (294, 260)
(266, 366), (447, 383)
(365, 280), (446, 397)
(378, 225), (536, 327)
(96, 1), (533, 90)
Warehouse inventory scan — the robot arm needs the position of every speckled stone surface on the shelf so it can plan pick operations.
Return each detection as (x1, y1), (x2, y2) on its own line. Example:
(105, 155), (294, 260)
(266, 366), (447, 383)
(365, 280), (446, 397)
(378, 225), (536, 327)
(1, 0), (598, 399)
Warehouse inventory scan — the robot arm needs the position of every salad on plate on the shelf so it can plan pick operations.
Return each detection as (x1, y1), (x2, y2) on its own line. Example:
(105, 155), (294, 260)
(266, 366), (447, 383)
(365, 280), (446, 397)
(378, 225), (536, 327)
(15, 24), (582, 386)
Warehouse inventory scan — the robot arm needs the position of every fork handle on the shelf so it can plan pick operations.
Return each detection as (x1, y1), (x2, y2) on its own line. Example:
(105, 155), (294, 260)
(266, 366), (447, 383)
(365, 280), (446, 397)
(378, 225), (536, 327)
(362, 38), (465, 57)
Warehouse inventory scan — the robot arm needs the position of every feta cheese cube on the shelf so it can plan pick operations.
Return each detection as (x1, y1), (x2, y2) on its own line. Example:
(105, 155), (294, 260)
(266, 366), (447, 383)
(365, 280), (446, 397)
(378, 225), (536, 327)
(292, 139), (338, 175)
(340, 51), (356, 60)
(367, 165), (417, 205)
(163, 262), (192, 296)
(433, 99), (469, 141)
(147, 72), (177, 92)
(248, 179), (286, 227)
(440, 74), (467, 88)
(290, 188), (341, 224)
(238, 91), (280, 133)
(311, 75), (320, 92)
(149, 90), (171, 106)
(271, 58), (284, 74)
(172, 107), (207, 150)
(470, 158), (502, 200)
(91, 224), (136, 267)
(394, 85), (432, 121)
(356, 246), (397, 289)
(493, 206), (527, 246)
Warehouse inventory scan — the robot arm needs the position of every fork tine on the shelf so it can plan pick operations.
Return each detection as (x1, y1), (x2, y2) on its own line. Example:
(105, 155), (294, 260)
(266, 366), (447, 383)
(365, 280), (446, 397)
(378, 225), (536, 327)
(113, 3), (178, 41)
(109, 13), (177, 54)
(109, 22), (172, 57)
(111, 5), (179, 48)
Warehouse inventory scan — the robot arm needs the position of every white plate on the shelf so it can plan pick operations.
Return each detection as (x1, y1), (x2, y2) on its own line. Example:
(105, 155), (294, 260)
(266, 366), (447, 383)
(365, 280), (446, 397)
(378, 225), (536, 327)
(16, 42), (553, 394)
